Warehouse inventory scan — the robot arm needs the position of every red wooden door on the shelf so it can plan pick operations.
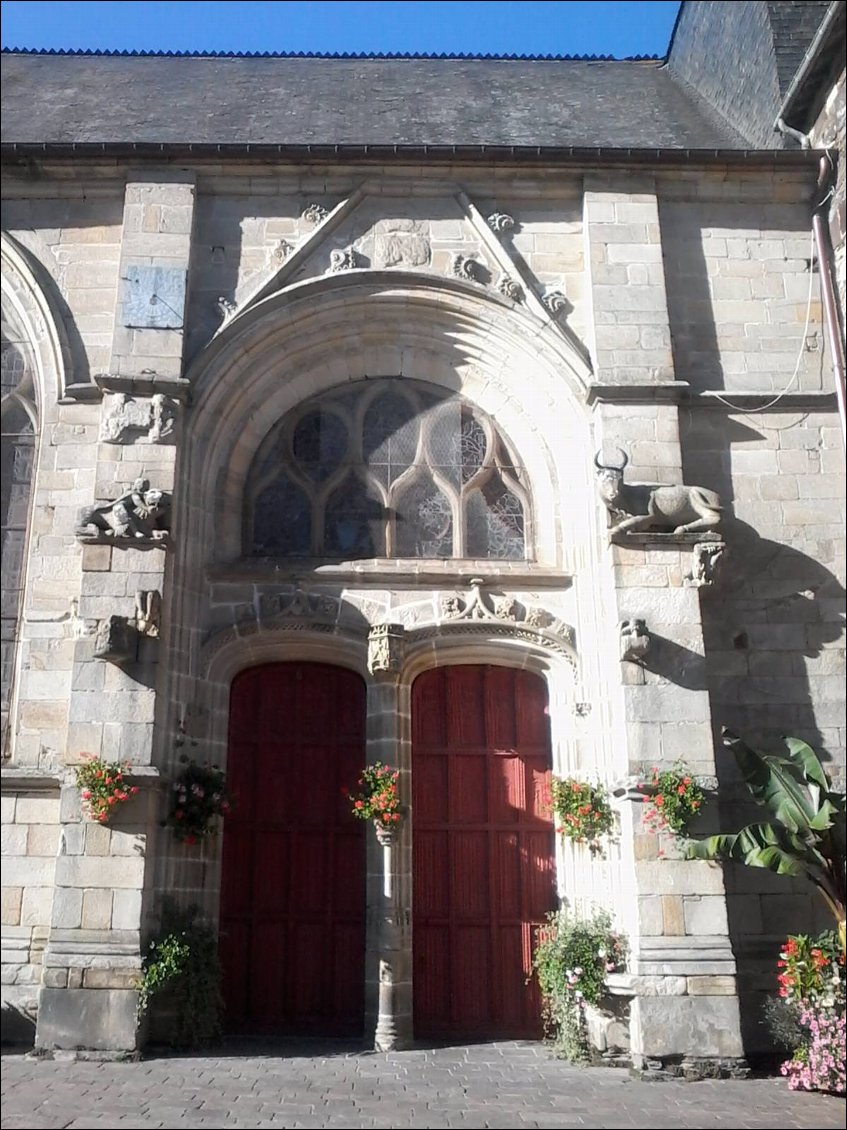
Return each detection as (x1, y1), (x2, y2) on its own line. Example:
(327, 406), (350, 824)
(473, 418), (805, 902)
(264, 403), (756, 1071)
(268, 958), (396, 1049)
(220, 663), (366, 1035)
(412, 665), (556, 1040)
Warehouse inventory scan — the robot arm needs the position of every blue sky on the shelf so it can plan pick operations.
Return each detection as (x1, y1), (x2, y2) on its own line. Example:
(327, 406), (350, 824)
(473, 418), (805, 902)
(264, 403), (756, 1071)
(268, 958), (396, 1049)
(0, 1), (682, 58)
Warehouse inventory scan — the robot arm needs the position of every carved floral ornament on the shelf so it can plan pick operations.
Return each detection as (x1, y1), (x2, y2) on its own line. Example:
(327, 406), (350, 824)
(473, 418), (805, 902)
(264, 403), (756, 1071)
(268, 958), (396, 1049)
(199, 584), (576, 674)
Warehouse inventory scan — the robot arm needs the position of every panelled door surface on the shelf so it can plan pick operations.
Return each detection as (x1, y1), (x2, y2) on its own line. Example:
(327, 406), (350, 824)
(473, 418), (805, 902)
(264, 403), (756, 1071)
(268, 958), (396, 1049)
(220, 663), (366, 1035)
(412, 665), (556, 1040)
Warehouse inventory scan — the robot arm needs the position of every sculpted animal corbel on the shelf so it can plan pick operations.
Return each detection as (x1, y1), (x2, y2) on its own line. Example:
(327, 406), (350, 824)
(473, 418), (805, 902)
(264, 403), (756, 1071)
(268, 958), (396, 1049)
(76, 478), (170, 541)
(594, 448), (722, 537)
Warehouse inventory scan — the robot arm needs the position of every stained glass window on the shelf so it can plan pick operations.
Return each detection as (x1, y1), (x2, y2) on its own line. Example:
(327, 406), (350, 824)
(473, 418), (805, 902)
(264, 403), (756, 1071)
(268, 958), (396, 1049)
(246, 378), (527, 561)
(1, 331), (38, 753)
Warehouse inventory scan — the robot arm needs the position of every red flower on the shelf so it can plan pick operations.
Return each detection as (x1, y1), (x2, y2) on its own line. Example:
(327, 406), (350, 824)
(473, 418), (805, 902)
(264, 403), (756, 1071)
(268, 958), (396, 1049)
(183, 834), (197, 846)
(655, 795), (664, 807)
(130, 786), (139, 795)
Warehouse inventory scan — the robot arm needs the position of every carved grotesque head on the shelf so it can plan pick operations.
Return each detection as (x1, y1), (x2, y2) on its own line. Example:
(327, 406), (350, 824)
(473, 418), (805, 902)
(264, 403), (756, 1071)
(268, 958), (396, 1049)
(142, 487), (166, 514)
(593, 450), (628, 504)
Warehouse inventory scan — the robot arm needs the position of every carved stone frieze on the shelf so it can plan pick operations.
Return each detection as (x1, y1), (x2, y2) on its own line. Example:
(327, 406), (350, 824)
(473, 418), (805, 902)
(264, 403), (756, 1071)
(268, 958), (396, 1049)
(487, 212), (515, 234)
(497, 275), (524, 302)
(99, 392), (177, 444)
(685, 541), (726, 588)
(367, 623), (405, 676)
(75, 479), (171, 545)
(259, 589), (339, 622)
(302, 203), (329, 225)
(620, 618), (651, 663)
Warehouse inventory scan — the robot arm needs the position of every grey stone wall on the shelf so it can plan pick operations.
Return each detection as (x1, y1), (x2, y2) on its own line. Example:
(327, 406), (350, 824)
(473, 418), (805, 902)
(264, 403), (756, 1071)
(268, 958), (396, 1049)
(668, 1), (829, 148)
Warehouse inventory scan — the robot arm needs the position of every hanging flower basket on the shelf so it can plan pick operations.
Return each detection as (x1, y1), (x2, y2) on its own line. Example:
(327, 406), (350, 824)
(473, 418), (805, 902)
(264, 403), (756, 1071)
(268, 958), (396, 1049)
(344, 762), (403, 836)
(74, 754), (139, 823)
(165, 758), (233, 846)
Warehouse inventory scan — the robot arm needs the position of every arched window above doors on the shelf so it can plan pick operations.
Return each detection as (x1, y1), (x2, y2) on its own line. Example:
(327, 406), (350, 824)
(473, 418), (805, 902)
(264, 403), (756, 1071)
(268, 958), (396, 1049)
(245, 378), (529, 561)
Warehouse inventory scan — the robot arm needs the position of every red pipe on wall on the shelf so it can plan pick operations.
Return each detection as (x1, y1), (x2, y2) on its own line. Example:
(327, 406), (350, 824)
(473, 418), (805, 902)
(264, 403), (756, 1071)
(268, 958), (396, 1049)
(813, 156), (847, 447)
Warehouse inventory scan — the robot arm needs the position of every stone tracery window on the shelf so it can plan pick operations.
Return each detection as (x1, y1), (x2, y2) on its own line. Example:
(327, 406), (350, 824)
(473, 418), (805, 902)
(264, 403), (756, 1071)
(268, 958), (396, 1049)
(247, 378), (528, 560)
(1, 325), (38, 751)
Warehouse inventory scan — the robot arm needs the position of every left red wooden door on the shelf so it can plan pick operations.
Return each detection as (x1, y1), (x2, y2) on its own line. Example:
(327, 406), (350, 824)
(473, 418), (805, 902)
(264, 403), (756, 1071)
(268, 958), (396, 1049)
(220, 663), (366, 1035)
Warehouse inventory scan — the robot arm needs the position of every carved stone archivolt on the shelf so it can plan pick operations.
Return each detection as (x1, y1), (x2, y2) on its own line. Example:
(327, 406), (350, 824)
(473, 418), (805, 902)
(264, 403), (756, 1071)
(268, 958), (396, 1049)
(685, 541), (726, 588)
(367, 623), (405, 676)
(99, 392), (178, 444)
(75, 479), (171, 545)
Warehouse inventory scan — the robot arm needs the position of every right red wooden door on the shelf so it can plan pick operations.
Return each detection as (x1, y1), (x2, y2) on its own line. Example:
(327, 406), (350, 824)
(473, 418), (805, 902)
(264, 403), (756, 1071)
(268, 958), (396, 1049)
(412, 665), (556, 1040)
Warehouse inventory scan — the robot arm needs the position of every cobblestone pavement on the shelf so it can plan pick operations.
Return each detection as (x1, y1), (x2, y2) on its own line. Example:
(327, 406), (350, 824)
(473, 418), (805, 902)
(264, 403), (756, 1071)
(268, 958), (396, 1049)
(1, 1041), (844, 1130)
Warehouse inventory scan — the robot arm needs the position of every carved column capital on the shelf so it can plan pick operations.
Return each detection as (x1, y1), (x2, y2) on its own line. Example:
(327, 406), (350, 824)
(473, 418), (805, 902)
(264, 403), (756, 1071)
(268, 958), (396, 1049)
(367, 623), (405, 678)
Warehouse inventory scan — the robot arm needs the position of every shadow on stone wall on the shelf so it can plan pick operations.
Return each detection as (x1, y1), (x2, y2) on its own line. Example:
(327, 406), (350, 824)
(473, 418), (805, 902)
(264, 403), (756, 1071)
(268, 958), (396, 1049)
(681, 417), (844, 1057)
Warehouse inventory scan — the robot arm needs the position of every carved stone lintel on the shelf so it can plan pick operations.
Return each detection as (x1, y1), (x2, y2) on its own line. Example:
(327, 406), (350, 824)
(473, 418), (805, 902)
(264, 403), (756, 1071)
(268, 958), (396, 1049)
(327, 247), (359, 273)
(685, 541), (726, 588)
(99, 392), (178, 444)
(497, 274), (524, 302)
(367, 623), (405, 676)
(487, 212), (515, 234)
(452, 253), (481, 282)
(75, 480), (171, 545)
(620, 619), (651, 663)
(302, 203), (329, 225)
(93, 615), (137, 663)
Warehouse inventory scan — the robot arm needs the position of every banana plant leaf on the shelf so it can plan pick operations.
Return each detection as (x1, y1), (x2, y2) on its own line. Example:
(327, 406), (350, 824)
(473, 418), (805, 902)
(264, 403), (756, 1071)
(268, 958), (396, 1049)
(722, 729), (832, 834)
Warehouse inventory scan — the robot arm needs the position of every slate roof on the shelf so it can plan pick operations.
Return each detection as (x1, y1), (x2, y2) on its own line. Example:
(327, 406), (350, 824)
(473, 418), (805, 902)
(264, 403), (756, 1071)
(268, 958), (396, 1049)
(0, 50), (753, 151)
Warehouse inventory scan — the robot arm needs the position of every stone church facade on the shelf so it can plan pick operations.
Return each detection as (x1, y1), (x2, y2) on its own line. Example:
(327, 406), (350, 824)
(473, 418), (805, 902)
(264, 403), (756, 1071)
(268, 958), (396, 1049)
(2, 2), (845, 1067)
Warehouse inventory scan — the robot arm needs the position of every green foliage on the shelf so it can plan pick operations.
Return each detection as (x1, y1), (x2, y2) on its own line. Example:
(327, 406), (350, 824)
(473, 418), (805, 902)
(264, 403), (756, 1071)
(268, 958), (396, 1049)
(343, 762), (401, 825)
(165, 757), (232, 845)
(74, 754), (139, 823)
(532, 907), (627, 1063)
(137, 903), (223, 1048)
(638, 761), (704, 837)
(549, 777), (614, 857)
(686, 730), (846, 940)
